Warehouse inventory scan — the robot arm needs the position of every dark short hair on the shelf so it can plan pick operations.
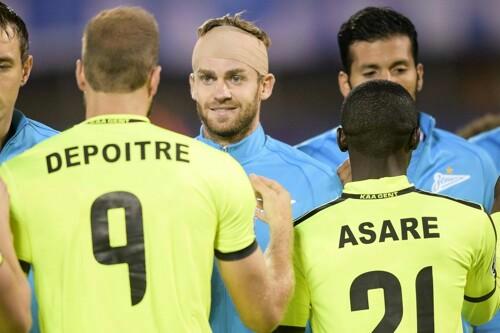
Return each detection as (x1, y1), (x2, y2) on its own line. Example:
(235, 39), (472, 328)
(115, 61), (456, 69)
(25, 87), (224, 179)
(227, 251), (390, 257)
(82, 6), (159, 93)
(0, 1), (29, 62)
(341, 80), (418, 158)
(338, 7), (418, 74)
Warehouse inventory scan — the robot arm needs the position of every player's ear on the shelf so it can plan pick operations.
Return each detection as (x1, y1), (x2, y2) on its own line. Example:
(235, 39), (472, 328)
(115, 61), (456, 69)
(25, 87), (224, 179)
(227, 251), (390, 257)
(20, 55), (33, 87)
(148, 65), (161, 97)
(337, 127), (348, 152)
(259, 73), (275, 101)
(189, 73), (197, 100)
(416, 63), (424, 92)
(75, 59), (86, 92)
(338, 71), (351, 98)
(408, 127), (420, 151)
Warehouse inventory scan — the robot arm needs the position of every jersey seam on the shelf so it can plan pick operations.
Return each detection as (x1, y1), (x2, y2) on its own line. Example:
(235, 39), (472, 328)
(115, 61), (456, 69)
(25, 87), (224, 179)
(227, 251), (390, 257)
(414, 189), (484, 211)
(293, 197), (347, 226)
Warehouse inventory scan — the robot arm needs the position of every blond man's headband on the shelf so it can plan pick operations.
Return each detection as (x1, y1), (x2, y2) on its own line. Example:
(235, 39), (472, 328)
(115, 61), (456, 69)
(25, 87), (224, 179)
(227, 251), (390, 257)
(192, 26), (269, 75)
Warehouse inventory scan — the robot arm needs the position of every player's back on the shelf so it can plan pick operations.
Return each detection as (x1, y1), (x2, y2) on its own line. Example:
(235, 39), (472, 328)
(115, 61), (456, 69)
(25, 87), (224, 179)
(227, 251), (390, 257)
(1, 115), (255, 333)
(289, 176), (497, 333)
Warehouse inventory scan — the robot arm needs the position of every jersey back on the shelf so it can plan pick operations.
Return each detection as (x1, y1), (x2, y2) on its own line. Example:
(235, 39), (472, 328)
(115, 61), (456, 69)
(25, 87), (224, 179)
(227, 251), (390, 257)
(1, 115), (256, 333)
(284, 177), (497, 332)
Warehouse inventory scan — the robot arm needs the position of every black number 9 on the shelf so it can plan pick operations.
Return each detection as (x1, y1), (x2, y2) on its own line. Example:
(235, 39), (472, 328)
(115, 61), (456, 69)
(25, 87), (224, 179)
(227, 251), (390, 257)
(90, 191), (146, 306)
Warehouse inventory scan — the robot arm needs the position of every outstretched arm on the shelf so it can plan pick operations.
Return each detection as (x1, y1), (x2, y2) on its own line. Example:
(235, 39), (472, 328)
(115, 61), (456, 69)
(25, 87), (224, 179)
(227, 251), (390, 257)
(219, 175), (294, 333)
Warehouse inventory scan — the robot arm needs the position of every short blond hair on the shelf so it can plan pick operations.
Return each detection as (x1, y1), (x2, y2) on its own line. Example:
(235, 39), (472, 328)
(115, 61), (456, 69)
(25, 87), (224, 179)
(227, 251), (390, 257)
(197, 12), (271, 48)
(82, 6), (159, 92)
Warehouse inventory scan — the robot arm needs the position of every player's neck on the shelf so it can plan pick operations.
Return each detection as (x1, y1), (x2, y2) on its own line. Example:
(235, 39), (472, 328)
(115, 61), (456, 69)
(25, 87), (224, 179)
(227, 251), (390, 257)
(350, 153), (409, 182)
(84, 89), (151, 119)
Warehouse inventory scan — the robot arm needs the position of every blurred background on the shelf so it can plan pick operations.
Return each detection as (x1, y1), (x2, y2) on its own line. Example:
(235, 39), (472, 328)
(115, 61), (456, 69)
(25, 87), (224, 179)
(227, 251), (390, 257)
(7, 0), (500, 144)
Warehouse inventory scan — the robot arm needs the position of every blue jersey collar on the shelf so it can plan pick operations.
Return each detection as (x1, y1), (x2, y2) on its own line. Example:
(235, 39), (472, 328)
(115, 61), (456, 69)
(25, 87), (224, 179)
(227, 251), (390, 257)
(408, 112), (436, 172)
(418, 112), (436, 140)
(196, 124), (266, 164)
(3, 110), (28, 149)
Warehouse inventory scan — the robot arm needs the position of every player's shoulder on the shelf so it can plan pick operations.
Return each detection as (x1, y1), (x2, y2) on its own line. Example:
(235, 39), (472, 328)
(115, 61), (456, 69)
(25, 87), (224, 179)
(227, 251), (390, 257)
(433, 127), (488, 156)
(2, 124), (72, 166)
(432, 127), (495, 167)
(265, 135), (335, 178)
(469, 127), (500, 144)
(293, 196), (348, 228)
(295, 127), (338, 152)
(148, 123), (239, 164)
(413, 188), (488, 215)
(22, 116), (59, 139)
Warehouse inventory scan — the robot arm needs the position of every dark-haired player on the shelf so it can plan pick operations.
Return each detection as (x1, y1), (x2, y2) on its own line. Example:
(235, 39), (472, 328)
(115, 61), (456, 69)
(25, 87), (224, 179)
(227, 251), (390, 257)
(277, 80), (498, 332)
(297, 7), (497, 213)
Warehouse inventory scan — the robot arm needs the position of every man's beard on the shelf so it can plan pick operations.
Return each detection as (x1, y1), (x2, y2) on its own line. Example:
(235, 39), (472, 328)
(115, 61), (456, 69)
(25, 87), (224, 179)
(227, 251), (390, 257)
(196, 93), (259, 142)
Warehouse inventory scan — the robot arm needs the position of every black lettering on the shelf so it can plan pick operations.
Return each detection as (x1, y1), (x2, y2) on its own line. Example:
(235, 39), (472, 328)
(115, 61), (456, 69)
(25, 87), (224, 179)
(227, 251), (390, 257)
(339, 225), (358, 248)
(156, 141), (171, 160)
(176, 143), (190, 163)
(400, 218), (421, 240)
(125, 142), (131, 161)
(46, 153), (62, 173)
(65, 146), (80, 167)
(134, 141), (151, 160)
(83, 145), (98, 165)
(379, 219), (399, 242)
(422, 217), (440, 239)
(358, 222), (376, 244)
(103, 144), (121, 162)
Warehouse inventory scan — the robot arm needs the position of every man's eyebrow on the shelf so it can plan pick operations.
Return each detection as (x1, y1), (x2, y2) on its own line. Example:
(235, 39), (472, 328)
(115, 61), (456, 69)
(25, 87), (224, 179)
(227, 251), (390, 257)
(196, 68), (216, 75)
(359, 63), (380, 70)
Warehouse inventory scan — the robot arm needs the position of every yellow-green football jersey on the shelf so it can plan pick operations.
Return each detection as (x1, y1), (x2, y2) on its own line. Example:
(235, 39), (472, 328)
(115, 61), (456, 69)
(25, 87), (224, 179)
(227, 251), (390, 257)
(0, 115), (257, 333)
(281, 176), (498, 333)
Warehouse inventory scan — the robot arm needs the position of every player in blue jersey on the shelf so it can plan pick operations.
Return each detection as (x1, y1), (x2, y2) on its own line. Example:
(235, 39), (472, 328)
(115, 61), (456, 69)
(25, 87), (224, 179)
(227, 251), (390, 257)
(296, 7), (498, 332)
(189, 13), (342, 333)
(0, 3), (58, 333)
(297, 6), (496, 212)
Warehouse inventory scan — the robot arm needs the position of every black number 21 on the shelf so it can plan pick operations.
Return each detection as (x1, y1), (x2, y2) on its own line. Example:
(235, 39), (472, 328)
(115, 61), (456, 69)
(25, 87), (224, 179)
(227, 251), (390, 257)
(90, 191), (146, 306)
(350, 267), (434, 333)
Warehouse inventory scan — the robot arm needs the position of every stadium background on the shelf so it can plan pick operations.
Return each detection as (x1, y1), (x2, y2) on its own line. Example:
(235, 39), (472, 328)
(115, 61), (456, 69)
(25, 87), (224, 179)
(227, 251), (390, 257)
(7, 0), (500, 143)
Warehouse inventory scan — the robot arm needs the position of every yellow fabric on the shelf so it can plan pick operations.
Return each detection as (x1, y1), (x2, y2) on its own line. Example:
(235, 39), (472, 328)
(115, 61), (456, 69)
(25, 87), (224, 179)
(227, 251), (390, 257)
(0, 114), (256, 333)
(282, 176), (498, 332)
(192, 25), (269, 75)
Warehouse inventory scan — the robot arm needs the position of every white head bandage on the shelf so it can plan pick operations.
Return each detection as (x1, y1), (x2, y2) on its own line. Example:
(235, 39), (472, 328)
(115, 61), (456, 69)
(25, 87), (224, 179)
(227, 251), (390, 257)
(192, 25), (268, 75)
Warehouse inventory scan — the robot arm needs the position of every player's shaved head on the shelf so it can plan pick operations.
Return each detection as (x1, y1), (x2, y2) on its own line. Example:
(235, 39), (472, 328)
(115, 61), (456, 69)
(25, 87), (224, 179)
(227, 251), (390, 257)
(82, 6), (159, 93)
(340, 80), (418, 158)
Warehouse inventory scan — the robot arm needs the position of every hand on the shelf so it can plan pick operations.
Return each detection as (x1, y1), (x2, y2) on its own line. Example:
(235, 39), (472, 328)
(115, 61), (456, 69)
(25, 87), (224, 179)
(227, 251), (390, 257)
(337, 158), (352, 185)
(249, 174), (292, 227)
